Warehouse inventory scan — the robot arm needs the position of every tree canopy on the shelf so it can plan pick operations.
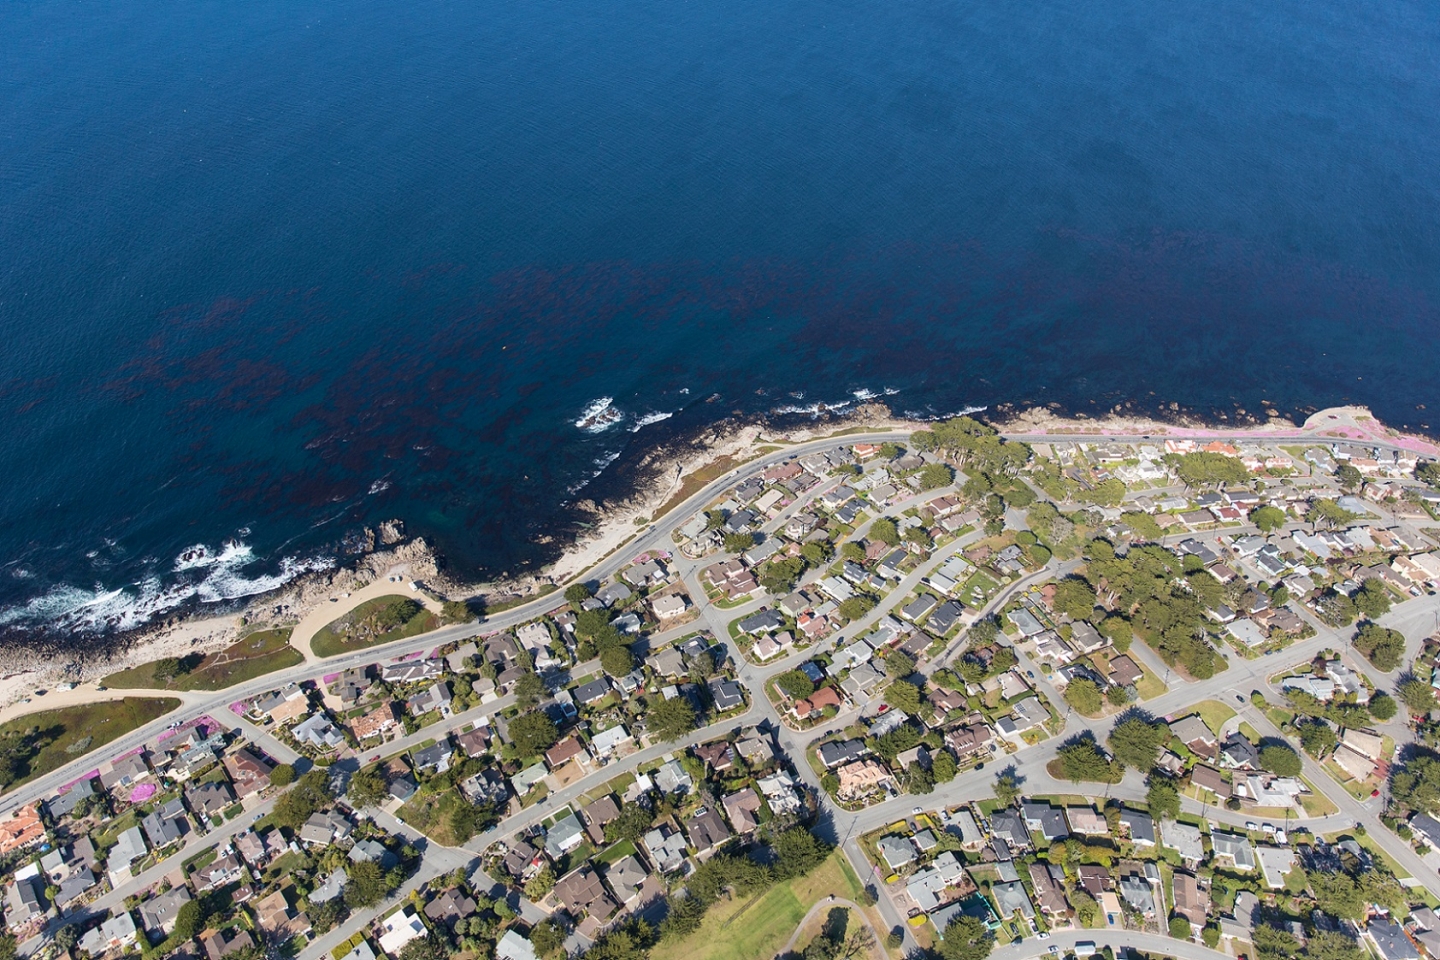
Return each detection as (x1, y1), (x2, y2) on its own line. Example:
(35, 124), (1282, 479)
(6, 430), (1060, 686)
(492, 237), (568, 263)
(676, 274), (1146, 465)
(1353, 622), (1405, 671)
(648, 696), (697, 741)
(1107, 716), (1170, 772)
(508, 711), (560, 756)
(1172, 452), (1249, 486)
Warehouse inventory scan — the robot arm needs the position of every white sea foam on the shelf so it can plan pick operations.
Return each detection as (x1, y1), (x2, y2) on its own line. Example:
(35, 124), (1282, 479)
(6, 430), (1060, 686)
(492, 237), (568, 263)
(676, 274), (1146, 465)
(630, 411), (673, 432)
(0, 540), (336, 634)
(368, 479), (392, 495)
(574, 397), (624, 433)
(883, 387), (900, 396)
(770, 398), (855, 418)
(852, 388), (877, 400)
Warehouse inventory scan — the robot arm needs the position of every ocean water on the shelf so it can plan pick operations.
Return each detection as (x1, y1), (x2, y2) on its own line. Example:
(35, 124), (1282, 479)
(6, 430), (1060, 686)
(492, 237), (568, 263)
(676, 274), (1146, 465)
(2, 0), (1439, 639)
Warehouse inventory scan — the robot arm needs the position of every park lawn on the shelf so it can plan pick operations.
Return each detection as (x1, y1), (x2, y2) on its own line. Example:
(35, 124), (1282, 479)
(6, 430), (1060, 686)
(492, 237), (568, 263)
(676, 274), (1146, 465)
(1192, 700), (1237, 734)
(0, 696), (181, 793)
(102, 629), (302, 691)
(649, 853), (865, 960)
(311, 596), (439, 658)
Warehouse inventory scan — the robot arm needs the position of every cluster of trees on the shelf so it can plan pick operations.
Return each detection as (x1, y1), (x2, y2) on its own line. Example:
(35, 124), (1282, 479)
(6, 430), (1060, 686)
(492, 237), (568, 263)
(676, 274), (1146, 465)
(1305, 865), (1404, 920)
(1307, 499), (1363, 530)
(574, 607), (637, 678)
(1253, 926), (1368, 960)
(272, 769), (335, 830)
(1391, 748), (1440, 814)
(938, 914), (996, 960)
(1170, 452), (1250, 487)
(1352, 621), (1405, 671)
(1054, 714), (1179, 784)
(1079, 544), (1223, 678)
(1317, 580), (1393, 628)
(758, 540), (833, 594)
(0, 726), (55, 790)
(1056, 736), (1122, 784)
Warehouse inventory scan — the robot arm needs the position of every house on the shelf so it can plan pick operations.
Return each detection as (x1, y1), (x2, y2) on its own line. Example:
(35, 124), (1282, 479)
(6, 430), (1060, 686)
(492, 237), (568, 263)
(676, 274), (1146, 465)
(1029, 862), (1069, 916)
(992, 880), (1035, 921)
(574, 678), (611, 706)
(1108, 655), (1143, 688)
(1077, 865), (1112, 897)
(496, 930), (539, 960)
(406, 683), (451, 717)
(554, 864), (619, 925)
(5, 875), (46, 930)
(1369, 918), (1422, 960)
(596, 582), (633, 607)
(1119, 873), (1158, 918)
(947, 723), (994, 760)
(757, 770), (804, 815)
(378, 907), (426, 956)
(836, 759), (893, 800)
(1119, 808), (1157, 847)
(424, 889), (477, 930)
(1169, 714), (1218, 759)
(1241, 774), (1304, 807)
(1257, 845), (1298, 889)
(580, 794), (621, 843)
(643, 826), (690, 873)
(1333, 743), (1376, 782)
(652, 594), (689, 620)
(604, 854), (651, 906)
(878, 834), (917, 871)
(223, 748), (274, 798)
(254, 888), (311, 944)
(591, 724), (633, 759)
(138, 886), (192, 940)
(1065, 806), (1108, 835)
(413, 740), (454, 774)
(695, 739), (736, 773)
(545, 735), (589, 771)
(298, 810), (353, 847)
(253, 684), (310, 724)
(1410, 813), (1440, 852)
(501, 840), (540, 879)
(653, 757), (692, 794)
(80, 912), (139, 956)
(1168, 821), (1205, 864)
(709, 677), (745, 712)
(352, 702), (401, 742)
(545, 812), (587, 858)
(142, 798), (188, 848)
(456, 725), (492, 762)
(109, 826), (148, 872)
(1021, 801), (1069, 841)
(1171, 872), (1209, 929)
(292, 712), (346, 750)
(1007, 609), (1044, 637)
(0, 804), (46, 856)
(995, 696), (1048, 737)
(330, 666), (374, 706)
(1211, 832), (1256, 871)
(46, 779), (96, 822)
(309, 870), (347, 904)
(1219, 732), (1261, 771)
(793, 686), (843, 720)
(186, 780), (236, 820)
(685, 807), (733, 857)
(380, 659), (444, 684)
(989, 810), (1031, 849)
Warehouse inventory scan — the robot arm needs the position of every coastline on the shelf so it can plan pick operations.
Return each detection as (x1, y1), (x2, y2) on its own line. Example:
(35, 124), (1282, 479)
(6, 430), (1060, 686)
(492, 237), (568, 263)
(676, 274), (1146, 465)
(3, 400), (1436, 709)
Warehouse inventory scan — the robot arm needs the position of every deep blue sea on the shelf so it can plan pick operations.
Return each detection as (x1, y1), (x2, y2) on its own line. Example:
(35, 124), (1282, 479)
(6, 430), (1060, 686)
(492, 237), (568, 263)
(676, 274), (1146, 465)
(3, 0), (1439, 640)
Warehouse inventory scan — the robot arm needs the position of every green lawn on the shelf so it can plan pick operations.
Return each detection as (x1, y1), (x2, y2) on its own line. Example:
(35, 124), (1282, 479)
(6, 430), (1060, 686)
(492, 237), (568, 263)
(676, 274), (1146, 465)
(649, 854), (866, 960)
(0, 697), (181, 794)
(958, 571), (1000, 609)
(102, 629), (302, 691)
(311, 596), (439, 658)
(1191, 699), (1237, 734)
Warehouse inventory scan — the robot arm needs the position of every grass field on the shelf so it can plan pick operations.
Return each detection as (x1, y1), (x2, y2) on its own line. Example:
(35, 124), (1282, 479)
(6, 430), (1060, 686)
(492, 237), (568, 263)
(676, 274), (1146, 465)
(648, 853), (867, 960)
(0, 697), (181, 793)
(1191, 699), (1237, 734)
(102, 629), (302, 691)
(311, 596), (439, 658)
(656, 454), (752, 523)
(1133, 665), (1168, 701)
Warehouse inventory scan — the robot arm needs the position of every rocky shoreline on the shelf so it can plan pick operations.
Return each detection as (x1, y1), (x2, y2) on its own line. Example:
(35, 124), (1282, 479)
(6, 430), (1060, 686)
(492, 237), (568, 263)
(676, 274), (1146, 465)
(6, 399), (1435, 705)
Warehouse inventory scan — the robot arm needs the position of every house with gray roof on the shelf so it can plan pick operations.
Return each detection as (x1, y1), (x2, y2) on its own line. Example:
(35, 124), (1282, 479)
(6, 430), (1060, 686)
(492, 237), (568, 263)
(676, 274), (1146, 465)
(989, 809), (1031, 849)
(139, 886), (192, 941)
(991, 881), (1035, 920)
(109, 826), (148, 871)
(46, 779), (96, 821)
(1119, 873), (1157, 917)
(1167, 821), (1205, 864)
(1119, 808), (1157, 846)
(878, 834), (917, 871)
(141, 799), (188, 848)
(642, 826), (689, 873)
(545, 813), (586, 858)
(1020, 801), (1069, 841)
(1211, 831), (1255, 871)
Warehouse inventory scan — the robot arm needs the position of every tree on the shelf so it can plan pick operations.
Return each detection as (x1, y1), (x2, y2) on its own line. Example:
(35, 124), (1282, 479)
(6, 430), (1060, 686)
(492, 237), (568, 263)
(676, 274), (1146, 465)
(1335, 463), (1364, 491)
(885, 681), (922, 715)
(837, 596), (875, 621)
(939, 914), (995, 960)
(269, 763), (295, 787)
(509, 711), (560, 756)
(272, 770), (330, 830)
(1202, 925), (1221, 949)
(1259, 743), (1302, 777)
(348, 767), (387, 808)
(1107, 717), (1168, 772)
(992, 772), (1020, 807)
(771, 826), (831, 879)
(1298, 719), (1338, 757)
(400, 936), (447, 960)
(1106, 684), (1131, 707)
(801, 541), (832, 566)
(525, 865), (557, 900)
(1169, 917), (1193, 940)
(1354, 579), (1392, 619)
(920, 463), (954, 490)
(1063, 679), (1104, 716)
(648, 696), (697, 742)
(345, 859), (389, 909)
(870, 518), (900, 546)
(1251, 505), (1287, 532)
(724, 532), (755, 553)
(1308, 499), (1361, 529)
(776, 670), (815, 699)
(1368, 691), (1398, 721)
(565, 583), (592, 604)
(605, 803), (654, 843)
(153, 657), (183, 681)
(531, 920), (566, 959)
(1052, 578), (1097, 620)
(1309, 931), (1368, 960)
(600, 645), (635, 677)
(441, 600), (472, 624)
(514, 671), (546, 709)
(1353, 622), (1405, 671)
(1173, 452), (1249, 486)
(840, 541), (866, 562)
(1392, 750), (1440, 813)
(1147, 773), (1181, 820)
(1399, 678), (1438, 715)
(1057, 739), (1120, 783)
(884, 651), (916, 678)
(53, 926), (77, 953)
(932, 751), (958, 783)
(907, 762), (934, 794)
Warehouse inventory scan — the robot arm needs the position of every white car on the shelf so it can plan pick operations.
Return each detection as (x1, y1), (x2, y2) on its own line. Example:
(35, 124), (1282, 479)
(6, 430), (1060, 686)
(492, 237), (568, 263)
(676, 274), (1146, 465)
(1038, 933), (1051, 940)
(912, 806), (923, 816)
(1245, 821), (1259, 831)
